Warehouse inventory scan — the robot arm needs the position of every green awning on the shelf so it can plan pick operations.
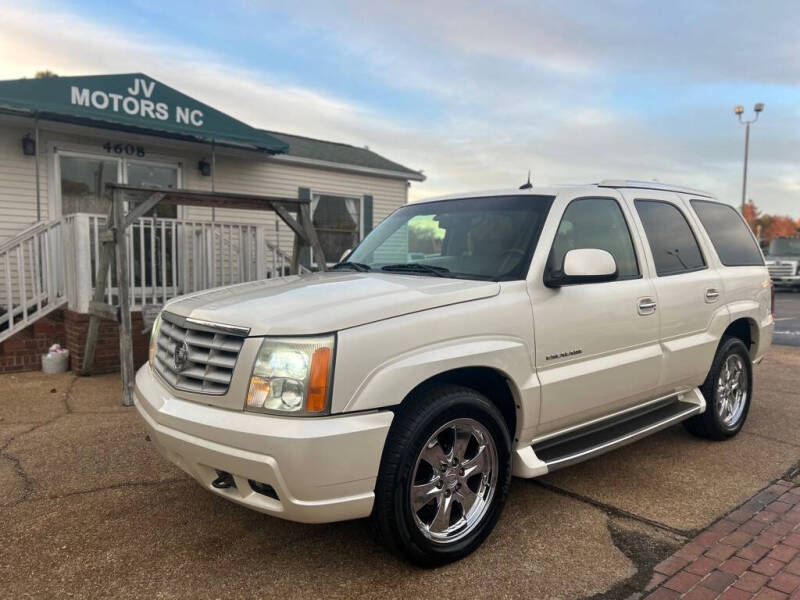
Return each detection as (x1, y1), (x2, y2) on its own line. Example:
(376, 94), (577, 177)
(0, 73), (289, 153)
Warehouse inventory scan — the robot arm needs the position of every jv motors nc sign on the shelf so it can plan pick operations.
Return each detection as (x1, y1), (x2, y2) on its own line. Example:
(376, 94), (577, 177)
(0, 72), (290, 152)
(70, 76), (204, 127)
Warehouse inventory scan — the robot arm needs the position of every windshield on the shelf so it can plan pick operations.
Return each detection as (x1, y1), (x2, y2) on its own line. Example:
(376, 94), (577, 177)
(768, 238), (800, 256)
(346, 195), (554, 280)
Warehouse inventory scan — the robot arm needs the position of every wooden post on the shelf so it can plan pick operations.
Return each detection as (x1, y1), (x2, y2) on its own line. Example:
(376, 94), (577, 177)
(82, 204), (115, 375)
(255, 226), (266, 279)
(113, 188), (135, 407)
(299, 203), (327, 271)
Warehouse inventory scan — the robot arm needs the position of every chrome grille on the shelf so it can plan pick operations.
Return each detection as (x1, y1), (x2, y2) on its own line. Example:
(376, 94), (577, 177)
(154, 312), (247, 395)
(768, 262), (798, 277)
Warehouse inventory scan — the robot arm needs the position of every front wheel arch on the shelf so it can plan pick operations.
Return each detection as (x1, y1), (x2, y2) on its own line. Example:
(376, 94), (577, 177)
(397, 366), (520, 443)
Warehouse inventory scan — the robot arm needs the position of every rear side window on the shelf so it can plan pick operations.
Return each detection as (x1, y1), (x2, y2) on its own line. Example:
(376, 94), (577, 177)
(635, 200), (706, 276)
(550, 197), (640, 279)
(690, 200), (764, 266)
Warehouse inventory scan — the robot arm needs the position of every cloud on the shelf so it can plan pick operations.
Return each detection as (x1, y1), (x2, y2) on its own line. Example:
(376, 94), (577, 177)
(2, 1), (799, 215)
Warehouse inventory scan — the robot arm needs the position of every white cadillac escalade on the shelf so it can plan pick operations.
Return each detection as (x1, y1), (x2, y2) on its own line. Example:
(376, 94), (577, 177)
(135, 180), (774, 566)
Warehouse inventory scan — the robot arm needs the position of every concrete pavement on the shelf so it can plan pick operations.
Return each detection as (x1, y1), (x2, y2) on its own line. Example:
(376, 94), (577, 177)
(1, 346), (798, 599)
(774, 292), (800, 348)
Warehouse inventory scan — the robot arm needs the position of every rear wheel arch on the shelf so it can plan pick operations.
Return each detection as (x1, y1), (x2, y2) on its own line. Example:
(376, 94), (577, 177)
(722, 317), (758, 358)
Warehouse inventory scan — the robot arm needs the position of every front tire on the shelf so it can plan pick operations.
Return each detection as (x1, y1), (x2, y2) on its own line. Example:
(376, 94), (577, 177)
(371, 385), (511, 566)
(684, 337), (752, 440)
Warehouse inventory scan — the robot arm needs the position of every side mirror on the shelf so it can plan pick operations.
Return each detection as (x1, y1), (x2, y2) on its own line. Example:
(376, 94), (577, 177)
(545, 248), (618, 287)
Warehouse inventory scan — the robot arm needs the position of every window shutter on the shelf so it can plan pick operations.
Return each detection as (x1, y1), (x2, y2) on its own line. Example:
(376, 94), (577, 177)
(297, 187), (312, 268)
(363, 195), (374, 237)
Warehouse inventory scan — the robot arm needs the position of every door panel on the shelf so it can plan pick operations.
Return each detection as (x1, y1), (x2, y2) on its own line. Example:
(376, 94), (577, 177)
(531, 279), (661, 433)
(623, 191), (725, 390)
(647, 268), (727, 387)
(529, 193), (661, 435)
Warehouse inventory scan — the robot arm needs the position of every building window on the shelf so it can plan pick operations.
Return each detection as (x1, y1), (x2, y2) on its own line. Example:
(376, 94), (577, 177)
(60, 156), (119, 215)
(126, 161), (179, 218)
(312, 194), (361, 263)
(58, 152), (180, 217)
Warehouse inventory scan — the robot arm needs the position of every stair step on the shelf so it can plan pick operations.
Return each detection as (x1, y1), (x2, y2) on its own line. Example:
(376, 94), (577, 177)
(533, 396), (702, 471)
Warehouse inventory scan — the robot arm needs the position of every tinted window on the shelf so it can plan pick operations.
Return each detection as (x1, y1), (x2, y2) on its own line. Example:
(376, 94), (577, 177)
(768, 238), (800, 257)
(691, 200), (764, 266)
(348, 195), (554, 280)
(635, 200), (705, 276)
(549, 197), (640, 280)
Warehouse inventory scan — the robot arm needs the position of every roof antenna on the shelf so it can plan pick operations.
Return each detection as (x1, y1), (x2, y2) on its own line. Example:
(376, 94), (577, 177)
(519, 170), (533, 190)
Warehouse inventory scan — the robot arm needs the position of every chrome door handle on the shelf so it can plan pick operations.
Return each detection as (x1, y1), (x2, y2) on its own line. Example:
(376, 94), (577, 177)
(637, 298), (657, 315)
(705, 288), (720, 303)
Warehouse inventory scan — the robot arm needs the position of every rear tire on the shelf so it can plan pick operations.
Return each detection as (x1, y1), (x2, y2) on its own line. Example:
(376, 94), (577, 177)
(370, 384), (511, 567)
(684, 337), (752, 440)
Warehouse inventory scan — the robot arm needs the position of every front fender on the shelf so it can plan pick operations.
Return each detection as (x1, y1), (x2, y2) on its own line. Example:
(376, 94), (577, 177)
(330, 288), (540, 443)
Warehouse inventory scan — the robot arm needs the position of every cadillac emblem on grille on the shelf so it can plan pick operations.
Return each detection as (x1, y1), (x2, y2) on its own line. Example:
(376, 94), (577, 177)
(173, 341), (189, 371)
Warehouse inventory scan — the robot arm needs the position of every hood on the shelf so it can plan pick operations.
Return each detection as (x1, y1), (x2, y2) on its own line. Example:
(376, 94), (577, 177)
(164, 272), (500, 336)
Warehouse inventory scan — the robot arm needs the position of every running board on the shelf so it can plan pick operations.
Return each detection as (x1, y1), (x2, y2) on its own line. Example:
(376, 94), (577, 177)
(512, 389), (705, 478)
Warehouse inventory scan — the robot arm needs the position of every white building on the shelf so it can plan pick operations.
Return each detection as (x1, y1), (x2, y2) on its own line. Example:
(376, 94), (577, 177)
(0, 73), (424, 372)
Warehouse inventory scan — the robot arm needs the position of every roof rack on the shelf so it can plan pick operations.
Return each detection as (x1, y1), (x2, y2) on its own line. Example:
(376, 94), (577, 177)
(598, 179), (714, 198)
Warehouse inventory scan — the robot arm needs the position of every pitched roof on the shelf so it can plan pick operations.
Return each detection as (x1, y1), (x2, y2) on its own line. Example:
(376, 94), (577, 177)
(0, 72), (424, 181)
(262, 130), (425, 181)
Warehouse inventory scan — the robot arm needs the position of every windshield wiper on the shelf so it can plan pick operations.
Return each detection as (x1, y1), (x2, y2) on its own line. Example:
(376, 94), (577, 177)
(381, 263), (450, 277)
(331, 261), (372, 272)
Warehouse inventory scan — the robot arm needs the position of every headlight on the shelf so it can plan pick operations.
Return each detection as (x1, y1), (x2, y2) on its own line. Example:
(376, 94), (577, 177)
(246, 335), (334, 415)
(148, 312), (162, 368)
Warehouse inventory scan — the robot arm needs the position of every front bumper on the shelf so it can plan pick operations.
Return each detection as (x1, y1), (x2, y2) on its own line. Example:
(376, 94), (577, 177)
(134, 365), (393, 523)
(771, 276), (800, 287)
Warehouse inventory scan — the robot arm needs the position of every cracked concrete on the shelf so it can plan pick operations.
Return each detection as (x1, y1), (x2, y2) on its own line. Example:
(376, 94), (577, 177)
(0, 345), (797, 599)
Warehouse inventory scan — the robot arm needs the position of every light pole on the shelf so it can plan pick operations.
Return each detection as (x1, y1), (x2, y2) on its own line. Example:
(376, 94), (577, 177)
(734, 103), (764, 214)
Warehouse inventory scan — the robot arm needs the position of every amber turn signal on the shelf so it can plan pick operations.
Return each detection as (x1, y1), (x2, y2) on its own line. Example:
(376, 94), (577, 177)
(246, 377), (271, 409)
(306, 347), (331, 413)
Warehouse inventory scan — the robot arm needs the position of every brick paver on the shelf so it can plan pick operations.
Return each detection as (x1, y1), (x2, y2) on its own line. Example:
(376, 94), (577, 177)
(647, 480), (800, 600)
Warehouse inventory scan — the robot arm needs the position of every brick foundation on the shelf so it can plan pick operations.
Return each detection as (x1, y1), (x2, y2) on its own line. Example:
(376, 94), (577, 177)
(0, 312), (67, 373)
(0, 309), (150, 375)
(64, 309), (150, 374)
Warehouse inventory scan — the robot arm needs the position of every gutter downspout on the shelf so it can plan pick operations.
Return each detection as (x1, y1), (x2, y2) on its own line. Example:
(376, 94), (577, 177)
(211, 139), (216, 222)
(34, 115), (41, 221)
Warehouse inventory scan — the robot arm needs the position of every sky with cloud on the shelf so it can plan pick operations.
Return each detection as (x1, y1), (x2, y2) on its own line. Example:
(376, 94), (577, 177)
(2, 0), (799, 214)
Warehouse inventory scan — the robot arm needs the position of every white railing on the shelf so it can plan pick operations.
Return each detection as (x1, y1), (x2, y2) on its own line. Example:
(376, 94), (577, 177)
(0, 213), (308, 341)
(69, 213), (303, 312)
(0, 218), (68, 343)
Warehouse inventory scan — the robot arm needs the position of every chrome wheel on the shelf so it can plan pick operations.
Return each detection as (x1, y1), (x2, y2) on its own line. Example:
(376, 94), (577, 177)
(409, 418), (498, 544)
(715, 354), (748, 428)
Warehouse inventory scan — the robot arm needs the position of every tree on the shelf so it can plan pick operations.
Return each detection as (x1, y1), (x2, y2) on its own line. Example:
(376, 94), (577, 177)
(741, 199), (799, 243)
(34, 70), (58, 79)
(764, 216), (799, 240)
(742, 199), (759, 230)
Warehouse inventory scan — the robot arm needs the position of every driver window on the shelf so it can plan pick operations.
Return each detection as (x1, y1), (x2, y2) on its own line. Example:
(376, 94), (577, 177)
(550, 197), (640, 280)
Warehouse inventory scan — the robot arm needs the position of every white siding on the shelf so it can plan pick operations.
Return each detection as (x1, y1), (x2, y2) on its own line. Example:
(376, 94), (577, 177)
(0, 123), (50, 245)
(0, 117), (409, 261)
(183, 153), (408, 260)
